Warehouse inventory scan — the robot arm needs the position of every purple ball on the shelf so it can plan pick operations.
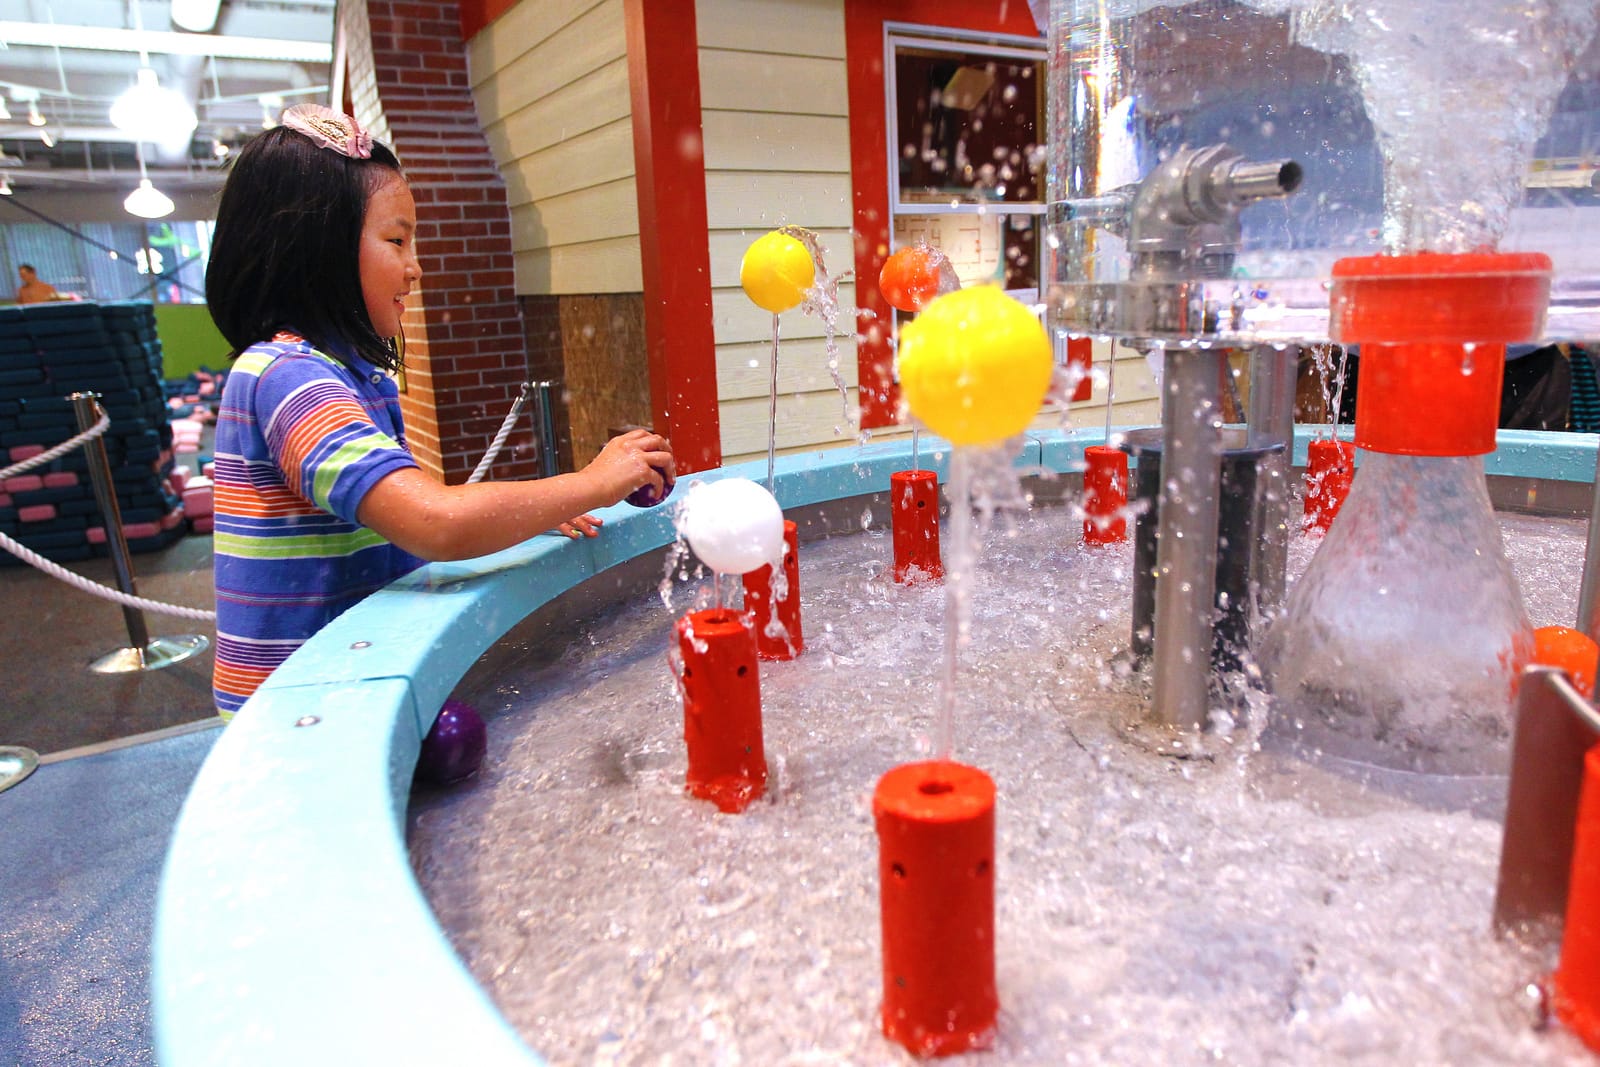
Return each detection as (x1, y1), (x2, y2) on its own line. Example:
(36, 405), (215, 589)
(416, 698), (487, 786)
(626, 467), (676, 508)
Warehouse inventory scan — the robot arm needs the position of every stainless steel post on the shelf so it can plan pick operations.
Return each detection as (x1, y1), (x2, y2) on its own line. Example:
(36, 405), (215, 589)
(1150, 349), (1224, 730)
(70, 392), (210, 674)
(1577, 442), (1600, 640)
(1493, 667), (1600, 939)
(72, 392), (151, 653)
(1247, 344), (1297, 624)
(530, 380), (560, 479)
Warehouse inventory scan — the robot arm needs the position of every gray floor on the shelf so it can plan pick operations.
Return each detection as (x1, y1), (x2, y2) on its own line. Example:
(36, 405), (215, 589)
(1, 530), (219, 757)
(2, 496), (222, 1065)
(0, 723), (220, 1067)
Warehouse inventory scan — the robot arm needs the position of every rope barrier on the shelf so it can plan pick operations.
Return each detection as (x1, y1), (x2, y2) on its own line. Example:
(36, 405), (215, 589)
(4, 383), (543, 622)
(466, 382), (532, 485)
(0, 406), (218, 621)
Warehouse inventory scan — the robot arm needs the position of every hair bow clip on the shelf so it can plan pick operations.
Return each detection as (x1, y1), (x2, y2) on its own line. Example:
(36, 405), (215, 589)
(280, 104), (374, 160)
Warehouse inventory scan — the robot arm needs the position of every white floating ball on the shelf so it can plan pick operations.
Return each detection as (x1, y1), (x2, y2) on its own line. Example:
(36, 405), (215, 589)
(679, 478), (785, 576)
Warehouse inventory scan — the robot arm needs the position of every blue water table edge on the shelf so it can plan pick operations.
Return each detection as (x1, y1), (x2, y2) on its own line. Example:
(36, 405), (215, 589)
(151, 425), (1597, 1066)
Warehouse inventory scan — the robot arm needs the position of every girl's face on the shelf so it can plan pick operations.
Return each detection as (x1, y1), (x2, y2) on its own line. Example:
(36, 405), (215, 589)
(359, 174), (420, 341)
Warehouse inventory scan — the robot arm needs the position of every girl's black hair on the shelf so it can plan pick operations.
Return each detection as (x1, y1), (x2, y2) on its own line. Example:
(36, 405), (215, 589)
(205, 126), (405, 373)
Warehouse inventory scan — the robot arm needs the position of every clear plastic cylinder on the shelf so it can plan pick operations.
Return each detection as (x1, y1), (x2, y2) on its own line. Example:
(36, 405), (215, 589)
(1045, 0), (1600, 343)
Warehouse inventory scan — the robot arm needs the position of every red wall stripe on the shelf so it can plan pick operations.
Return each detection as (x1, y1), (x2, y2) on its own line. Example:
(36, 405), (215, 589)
(625, 0), (722, 473)
(844, 0), (1042, 428)
(458, 0), (514, 41)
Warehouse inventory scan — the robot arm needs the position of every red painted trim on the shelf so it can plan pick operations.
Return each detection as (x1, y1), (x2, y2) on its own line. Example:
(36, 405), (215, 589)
(845, 0), (1042, 428)
(458, 0), (516, 40)
(625, 0), (721, 473)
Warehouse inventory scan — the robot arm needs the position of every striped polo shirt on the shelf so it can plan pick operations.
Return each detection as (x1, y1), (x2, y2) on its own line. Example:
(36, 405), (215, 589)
(212, 333), (424, 717)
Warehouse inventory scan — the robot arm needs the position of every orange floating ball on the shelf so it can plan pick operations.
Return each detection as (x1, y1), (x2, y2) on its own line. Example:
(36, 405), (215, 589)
(880, 245), (948, 313)
(1534, 625), (1600, 699)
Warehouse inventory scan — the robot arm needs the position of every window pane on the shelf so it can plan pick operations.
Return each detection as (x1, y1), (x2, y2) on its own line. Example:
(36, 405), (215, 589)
(894, 48), (1043, 206)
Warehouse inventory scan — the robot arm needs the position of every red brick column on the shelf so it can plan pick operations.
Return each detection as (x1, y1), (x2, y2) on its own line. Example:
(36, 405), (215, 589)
(341, 0), (532, 484)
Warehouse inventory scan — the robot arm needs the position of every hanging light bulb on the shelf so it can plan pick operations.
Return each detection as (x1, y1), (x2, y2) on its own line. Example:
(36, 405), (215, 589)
(26, 101), (44, 127)
(0, 176), (13, 196)
(259, 94), (283, 130)
(110, 67), (197, 153)
(125, 178), (174, 219)
(124, 144), (174, 220)
(0, 96), (12, 122)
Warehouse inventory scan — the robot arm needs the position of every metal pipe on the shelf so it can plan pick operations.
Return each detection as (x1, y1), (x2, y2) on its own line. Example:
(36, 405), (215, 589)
(1577, 441), (1600, 640)
(1493, 667), (1600, 939)
(1247, 344), (1298, 624)
(71, 392), (150, 657)
(1150, 349), (1224, 729)
(529, 380), (560, 480)
(1217, 159), (1304, 206)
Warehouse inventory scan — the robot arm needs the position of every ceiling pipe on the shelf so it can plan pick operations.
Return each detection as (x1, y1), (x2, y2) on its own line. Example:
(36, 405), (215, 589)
(0, 22), (333, 62)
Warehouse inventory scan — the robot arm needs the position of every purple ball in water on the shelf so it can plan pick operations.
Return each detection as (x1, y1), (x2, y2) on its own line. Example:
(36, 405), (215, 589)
(626, 467), (676, 508)
(416, 698), (487, 786)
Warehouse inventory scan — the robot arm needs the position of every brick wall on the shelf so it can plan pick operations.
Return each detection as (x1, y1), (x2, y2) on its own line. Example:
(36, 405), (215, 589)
(340, 0), (534, 484)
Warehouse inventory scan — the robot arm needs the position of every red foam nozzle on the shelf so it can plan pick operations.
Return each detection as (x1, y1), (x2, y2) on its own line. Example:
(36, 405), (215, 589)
(891, 469), (942, 583)
(1331, 252), (1552, 456)
(675, 608), (766, 813)
(1082, 444), (1128, 545)
(875, 760), (998, 1057)
(743, 519), (803, 660)
(1303, 438), (1355, 534)
(1553, 745), (1600, 1049)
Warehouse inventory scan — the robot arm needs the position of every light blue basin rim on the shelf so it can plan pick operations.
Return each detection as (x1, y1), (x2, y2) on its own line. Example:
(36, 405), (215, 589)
(152, 426), (1599, 1067)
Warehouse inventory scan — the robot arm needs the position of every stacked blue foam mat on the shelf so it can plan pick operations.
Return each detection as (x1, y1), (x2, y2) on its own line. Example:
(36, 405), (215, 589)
(0, 301), (182, 565)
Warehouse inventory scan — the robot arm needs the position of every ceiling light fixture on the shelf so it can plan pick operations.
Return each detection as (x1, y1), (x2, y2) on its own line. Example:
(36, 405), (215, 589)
(124, 145), (174, 220)
(0, 97), (11, 122)
(0, 176), (12, 196)
(38, 128), (55, 148)
(27, 101), (44, 127)
(169, 0), (223, 34)
(110, 67), (197, 153)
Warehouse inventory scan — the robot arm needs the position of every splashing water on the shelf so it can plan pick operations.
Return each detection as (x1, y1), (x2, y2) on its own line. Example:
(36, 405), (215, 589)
(411, 500), (1592, 1065)
(782, 225), (855, 431)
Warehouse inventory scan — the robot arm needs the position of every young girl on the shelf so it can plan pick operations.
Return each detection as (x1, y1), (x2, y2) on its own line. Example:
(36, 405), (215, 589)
(206, 105), (673, 718)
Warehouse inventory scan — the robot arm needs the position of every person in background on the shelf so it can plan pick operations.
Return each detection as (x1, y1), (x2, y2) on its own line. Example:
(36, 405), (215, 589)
(14, 264), (58, 304)
(1500, 343), (1600, 432)
(204, 104), (674, 724)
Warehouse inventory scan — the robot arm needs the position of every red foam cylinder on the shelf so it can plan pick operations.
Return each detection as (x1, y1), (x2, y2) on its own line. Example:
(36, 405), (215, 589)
(875, 760), (998, 1057)
(1554, 745), (1600, 1049)
(891, 469), (942, 583)
(1331, 252), (1551, 456)
(743, 519), (803, 660)
(675, 608), (766, 813)
(1082, 444), (1128, 545)
(1303, 438), (1355, 534)
(1066, 336), (1094, 402)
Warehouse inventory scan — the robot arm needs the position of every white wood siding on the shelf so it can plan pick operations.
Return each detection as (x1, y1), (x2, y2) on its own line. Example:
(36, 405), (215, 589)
(697, 0), (857, 463)
(468, 0), (640, 294)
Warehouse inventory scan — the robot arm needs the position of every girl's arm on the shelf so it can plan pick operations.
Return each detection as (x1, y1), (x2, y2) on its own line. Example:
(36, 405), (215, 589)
(356, 428), (673, 561)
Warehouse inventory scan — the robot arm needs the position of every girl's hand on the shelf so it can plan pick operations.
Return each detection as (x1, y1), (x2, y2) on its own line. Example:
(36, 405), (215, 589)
(586, 428), (675, 502)
(554, 513), (603, 539)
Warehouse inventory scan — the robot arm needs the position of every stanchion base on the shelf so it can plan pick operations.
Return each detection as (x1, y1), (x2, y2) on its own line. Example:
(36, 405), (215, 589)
(0, 746), (39, 794)
(89, 634), (210, 675)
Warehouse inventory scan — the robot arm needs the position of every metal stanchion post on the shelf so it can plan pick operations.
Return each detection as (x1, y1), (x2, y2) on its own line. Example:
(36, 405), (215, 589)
(529, 380), (560, 479)
(69, 392), (209, 674)
(0, 746), (38, 793)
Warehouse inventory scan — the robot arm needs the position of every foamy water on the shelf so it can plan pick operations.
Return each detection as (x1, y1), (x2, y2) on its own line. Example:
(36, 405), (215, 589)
(408, 491), (1594, 1065)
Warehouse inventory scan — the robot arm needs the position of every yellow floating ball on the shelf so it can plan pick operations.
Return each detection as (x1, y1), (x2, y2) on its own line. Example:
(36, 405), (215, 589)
(740, 231), (815, 314)
(896, 286), (1052, 446)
